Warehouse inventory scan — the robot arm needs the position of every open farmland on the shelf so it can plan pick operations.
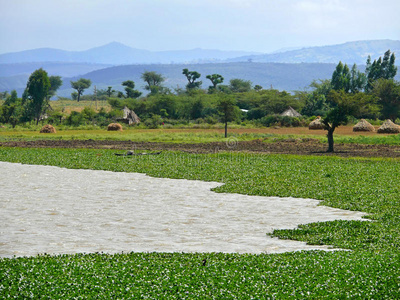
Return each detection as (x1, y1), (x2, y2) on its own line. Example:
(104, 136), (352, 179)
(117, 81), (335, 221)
(0, 140), (400, 298)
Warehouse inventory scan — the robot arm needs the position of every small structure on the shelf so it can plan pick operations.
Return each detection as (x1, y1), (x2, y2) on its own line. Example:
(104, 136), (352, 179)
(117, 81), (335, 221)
(309, 116), (325, 130)
(40, 124), (56, 133)
(377, 119), (400, 134)
(107, 123), (123, 131)
(353, 119), (375, 132)
(117, 106), (140, 125)
(280, 106), (301, 117)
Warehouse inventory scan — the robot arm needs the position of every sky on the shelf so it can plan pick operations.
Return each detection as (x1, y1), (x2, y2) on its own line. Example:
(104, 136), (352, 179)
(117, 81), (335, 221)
(0, 0), (399, 54)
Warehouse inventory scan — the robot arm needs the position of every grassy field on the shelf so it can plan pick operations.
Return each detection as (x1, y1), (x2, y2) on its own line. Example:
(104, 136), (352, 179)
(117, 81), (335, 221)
(0, 147), (399, 298)
(1, 126), (400, 146)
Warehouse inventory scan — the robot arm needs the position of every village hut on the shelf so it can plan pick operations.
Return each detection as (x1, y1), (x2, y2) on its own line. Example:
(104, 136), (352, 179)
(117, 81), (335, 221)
(117, 106), (140, 125)
(280, 106), (301, 117)
(353, 119), (375, 132)
(40, 124), (56, 133)
(107, 123), (123, 131)
(308, 116), (325, 130)
(377, 119), (400, 134)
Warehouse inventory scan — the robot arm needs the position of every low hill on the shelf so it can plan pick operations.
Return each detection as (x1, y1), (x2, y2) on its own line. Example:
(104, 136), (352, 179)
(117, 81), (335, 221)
(227, 40), (400, 64)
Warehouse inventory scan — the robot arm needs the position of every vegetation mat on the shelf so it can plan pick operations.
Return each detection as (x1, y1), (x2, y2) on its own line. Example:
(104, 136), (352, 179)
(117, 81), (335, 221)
(1, 147), (399, 298)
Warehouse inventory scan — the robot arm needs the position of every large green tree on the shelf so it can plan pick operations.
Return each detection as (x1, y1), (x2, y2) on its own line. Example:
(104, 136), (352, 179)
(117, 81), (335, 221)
(366, 50), (397, 91)
(141, 71), (165, 95)
(206, 74), (224, 93)
(48, 76), (63, 100)
(229, 78), (252, 93)
(122, 80), (142, 98)
(372, 79), (400, 122)
(25, 68), (51, 125)
(70, 78), (91, 102)
(182, 69), (202, 91)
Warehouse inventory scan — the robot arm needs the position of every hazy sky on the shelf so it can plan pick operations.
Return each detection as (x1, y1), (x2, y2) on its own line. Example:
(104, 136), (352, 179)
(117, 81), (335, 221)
(1, 0), (399, 54)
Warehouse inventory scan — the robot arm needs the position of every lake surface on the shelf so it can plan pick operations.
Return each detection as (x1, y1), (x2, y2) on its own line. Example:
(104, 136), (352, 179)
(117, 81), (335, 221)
(0, 162), (366, 257)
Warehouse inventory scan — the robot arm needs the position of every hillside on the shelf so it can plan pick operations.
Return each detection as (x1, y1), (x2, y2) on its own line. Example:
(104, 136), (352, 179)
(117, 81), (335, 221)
(227, 40), (400, 64)
(56, 62), (338, 97)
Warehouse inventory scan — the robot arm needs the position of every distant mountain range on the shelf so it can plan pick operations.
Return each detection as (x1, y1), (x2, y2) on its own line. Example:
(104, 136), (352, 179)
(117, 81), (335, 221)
(0, 39), (399, 98)
(0, 42), (261, 65)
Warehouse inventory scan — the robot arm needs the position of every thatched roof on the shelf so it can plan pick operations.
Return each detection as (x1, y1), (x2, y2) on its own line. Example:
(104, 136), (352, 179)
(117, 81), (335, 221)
(107, 123), (123, 131)
(353, 119), (375, 132)
(117, 106), (140, 125)
(40, 124), (56, 133)
(377, 119), (400, 134)
(309, 116), (325, 130)
(281, 106), (301, 117)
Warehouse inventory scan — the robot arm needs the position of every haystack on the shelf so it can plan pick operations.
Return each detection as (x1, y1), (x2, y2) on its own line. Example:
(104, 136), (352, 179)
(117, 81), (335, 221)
(377, 119), (400, 134)
(40, 124), (56, 133)
(353, 119), (375, 132)
(309, 117), (325, 130)
(107, 123), (123, 131)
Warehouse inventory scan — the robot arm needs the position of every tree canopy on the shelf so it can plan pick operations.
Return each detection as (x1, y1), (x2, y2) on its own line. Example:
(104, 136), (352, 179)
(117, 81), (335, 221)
(71, 78), (92, 102)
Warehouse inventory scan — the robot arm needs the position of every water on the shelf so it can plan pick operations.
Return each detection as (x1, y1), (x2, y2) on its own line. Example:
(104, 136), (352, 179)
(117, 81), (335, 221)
(0, 162), (366, 257)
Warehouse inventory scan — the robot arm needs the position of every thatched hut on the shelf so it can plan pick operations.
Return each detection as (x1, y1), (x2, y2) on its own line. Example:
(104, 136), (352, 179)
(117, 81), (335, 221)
(280, 106), (301, 117)
(377, 119), (400, 134)
(309, 116), (325, 130)
(117, 106), (140, 125)
(107, 123), (123, 131)
(40, 124), (56, 133)
(353, 119), (375, 132)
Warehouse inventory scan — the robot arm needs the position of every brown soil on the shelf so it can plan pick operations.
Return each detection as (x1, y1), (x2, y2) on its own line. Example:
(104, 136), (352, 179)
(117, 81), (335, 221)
(2, 138), (400, 158)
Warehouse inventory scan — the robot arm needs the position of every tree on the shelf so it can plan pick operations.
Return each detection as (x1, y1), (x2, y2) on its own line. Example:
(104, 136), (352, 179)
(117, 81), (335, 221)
(229, 78), (252, 93)
(107, 86), (115, 98)
(372, 79), (400, 122)
(141, 71), (165, 95)
(366, 50), (397, 91)
(48, 76), (63, 100)
(331, 61), (351, 92)
(122, 80), (142, 98)
(254, 85), (263, 92)
(322, 90), (374, 152)
(182, 68), (202, 91)
(216, 95), (239, 138)
(206, 74), (224, 93)
(349, 64), (367, 93)
(70, 78), (91, 102)
(25, 68), (50, 125)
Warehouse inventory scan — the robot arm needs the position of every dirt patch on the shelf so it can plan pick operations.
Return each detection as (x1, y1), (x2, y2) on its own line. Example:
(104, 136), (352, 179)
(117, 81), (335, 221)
(1, 138), (400, 158)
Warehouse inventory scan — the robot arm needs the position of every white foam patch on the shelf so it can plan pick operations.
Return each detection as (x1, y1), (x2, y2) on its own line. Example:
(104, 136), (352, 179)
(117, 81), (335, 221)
(0, 162), (366, 257)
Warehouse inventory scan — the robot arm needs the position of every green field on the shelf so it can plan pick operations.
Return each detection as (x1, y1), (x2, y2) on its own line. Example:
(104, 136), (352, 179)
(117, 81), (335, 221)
(0, 147), (399, 298)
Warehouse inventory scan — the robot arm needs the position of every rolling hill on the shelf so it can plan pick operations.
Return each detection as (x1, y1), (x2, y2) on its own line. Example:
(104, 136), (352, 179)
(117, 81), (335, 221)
(227, 40), (400, 64)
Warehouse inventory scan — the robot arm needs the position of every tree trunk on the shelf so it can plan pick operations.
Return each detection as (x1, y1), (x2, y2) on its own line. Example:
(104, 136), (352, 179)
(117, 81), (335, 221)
(225, 122), (228, 138)
(327, 128), (335, 153)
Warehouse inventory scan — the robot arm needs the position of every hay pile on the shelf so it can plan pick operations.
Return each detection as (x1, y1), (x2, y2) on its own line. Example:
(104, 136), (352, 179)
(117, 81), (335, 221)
(40, 124), (56, 133)
(309, 117), (325, 130)
(353, 119), (375, 132)
(107, 123), (123, 131)
(377, 119), (400, 134)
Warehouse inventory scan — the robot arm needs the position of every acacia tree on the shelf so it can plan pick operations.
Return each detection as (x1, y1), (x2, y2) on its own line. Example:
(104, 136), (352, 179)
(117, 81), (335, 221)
(229, 78), (252, 93)
(182, 68), (202, 91)
(122, 80), (142, 98)
(141, 71), (165, 95)
(322, 90), (375, 152)
(206, 74), (224, 93)
(71, 78), (91, 102)
(25, 68), (50, 125)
